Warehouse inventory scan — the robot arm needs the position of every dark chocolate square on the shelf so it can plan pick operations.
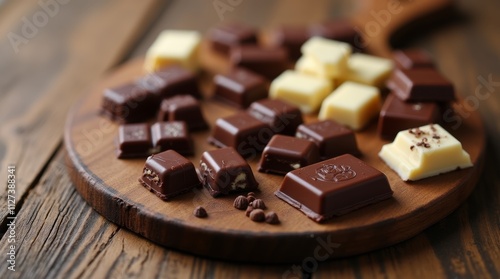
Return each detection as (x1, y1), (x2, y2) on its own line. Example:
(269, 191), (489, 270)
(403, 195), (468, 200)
(157, 95), (208, 131)
(151, 121), (193, 155)
(213, 68), (267, 109)
(136, 65), (201, 99)
(378, 94), (440, 140)
(208, 23), (258, 55)
(116, 123), (154, 159)
(309, 19), (360, 48)
(296, 120), (360, 159)
(230, 45), (289, 79)
(392, 49), (434, 69)
(275, 154), (393, 222)
(258, 135), (320, 175)
(269, 26), (310, 60)
(248, 98), (303, 136)
(139, 150), (200, 201)
(199, 147), (259, 197)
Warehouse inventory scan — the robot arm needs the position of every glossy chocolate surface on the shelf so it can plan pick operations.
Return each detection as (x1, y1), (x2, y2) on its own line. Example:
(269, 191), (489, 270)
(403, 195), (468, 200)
(116, 123), (153, 158)
(151, 121), (193, 155)
(248, 98), (303, 136)
(208, 23), (258, 55)
(230, 45), (288, 79)
(214, 68), (267, 108)
(378, 94), (440, 140)
(199, 147), (259, 197)
(393, 49), (434, 69)
(258, 135), (320, 175)
(269, 26), (310, 60)
(296, 120), (360, 159)
(136, 65), (201, 99)
(387, 68), (455, 102)
(157, 95), (208, 131)
(139, 150), (200, 201)
(275, 154), (393, 222)
(209, 112), (272, 157)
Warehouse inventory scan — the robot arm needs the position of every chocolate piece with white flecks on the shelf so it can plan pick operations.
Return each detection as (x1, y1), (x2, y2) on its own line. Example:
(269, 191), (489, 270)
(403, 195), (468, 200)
(151, 121), (193, 155)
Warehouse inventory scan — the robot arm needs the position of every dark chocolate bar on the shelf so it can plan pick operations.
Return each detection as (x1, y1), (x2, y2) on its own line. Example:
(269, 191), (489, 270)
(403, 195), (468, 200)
(137, 65), (201, 99)
(392, 49), (434, 69)
(248, 98), (303, 136)
(151, 121), (193, 155)
(208, 23), (258, 55)
(230, 45), (289, 79)
(269, 26), (310, 60)
(157, 95), (208, 131)
(213, 68), (267, 109)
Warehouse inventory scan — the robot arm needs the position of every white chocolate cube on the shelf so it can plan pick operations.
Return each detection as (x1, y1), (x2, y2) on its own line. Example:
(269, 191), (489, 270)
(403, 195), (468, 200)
(145, 30), (201, 72)
(319, 81), (381, 130)
(379, 124), (473, 181)
(270, 70), (333, 113)
(301, 37), (351, 78)
(295, 56), (336, 88)
(343, 53), (394, 87)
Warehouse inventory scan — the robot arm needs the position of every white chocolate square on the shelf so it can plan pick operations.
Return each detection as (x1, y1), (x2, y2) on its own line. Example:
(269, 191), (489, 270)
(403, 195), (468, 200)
(295, 56), (336, 88)
(343, 53), (394, 87)
(269, 70), (333, 113)
(379, 124), (472, 181)
(145, 30), (201, 72)
(300, 37), (351, 78)
(319, 81), (381, 130)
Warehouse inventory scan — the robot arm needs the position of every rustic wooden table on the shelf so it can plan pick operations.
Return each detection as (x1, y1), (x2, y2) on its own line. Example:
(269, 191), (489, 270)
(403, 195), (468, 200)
(0, 0), (499, 278)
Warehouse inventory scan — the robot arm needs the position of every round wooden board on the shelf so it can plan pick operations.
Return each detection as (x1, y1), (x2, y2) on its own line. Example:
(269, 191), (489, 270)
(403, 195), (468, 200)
(64, 57), (485, 263)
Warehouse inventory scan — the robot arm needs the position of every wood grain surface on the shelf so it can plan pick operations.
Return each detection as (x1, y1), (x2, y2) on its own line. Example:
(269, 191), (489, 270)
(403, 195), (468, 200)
(1, 0), (500, 278)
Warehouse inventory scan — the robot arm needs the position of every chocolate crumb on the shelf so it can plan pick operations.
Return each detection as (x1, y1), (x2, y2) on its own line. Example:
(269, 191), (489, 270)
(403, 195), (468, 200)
(193, 206), (207, 218)
(245, 205), (254, 217)
(430, 124), (436, 132)
(432, 135), (440, 139)
(410, 145), (415, 151)
(249, 209), (265, 222)
(265, 212), (280, 224)
(233, 195), (249, 210)
(251, 199), (267, 210)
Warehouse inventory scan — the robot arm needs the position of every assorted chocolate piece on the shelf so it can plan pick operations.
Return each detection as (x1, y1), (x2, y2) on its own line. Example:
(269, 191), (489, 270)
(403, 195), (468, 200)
(258, 135), (320, 175)
(378, 94), (440, 140)
(157, 95), (208, 131)
(116, 123), (154, 159)
(309, 19), (360, 49)
(199, 147), (259, 197)
(213, 68), (268, 108)
(275, 154), (393, 222)
(387, 68), (455, 102)
(208, 23), (258, 55)
(248, 98), (303, 136)
(269, 26), (310, 60)
(137, 65), (201, 99)
(139, 150), (201, 201)
(151, 121), (193, 155)
(296, 120), (360, 159)
(249, 209), (265, 222)
(392, 49), (434, 69)
(230, 45), (289, 79)
(209, 112), (272, 157)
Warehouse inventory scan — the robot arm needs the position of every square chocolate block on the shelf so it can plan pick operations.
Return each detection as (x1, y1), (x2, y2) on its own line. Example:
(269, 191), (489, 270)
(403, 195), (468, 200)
(116, 123), (154, 159)
(199, 147), (259, 197)
(213, 68), (267, 109)
(157, 95), (208, 131)
(230, 45), (289, 79)
(387, 68), (455, 102)
(208, 23), (258, 55)
(139, 150), (200, 201)
(296, 120), (360, 159)
(269, 26), (310, 60)
(258, 135), (320, 175)
(102, 83), (160, 123)
(309, 19), (361, 49)
(275, 154), (393, 222)
(208, 112), (272, 157)
(378, 94), (440, 140)
(392, 49), (434, 69)
(136, 65), (201, 99)
(247, 98), (303, 136)
(151, 121), (193, 155)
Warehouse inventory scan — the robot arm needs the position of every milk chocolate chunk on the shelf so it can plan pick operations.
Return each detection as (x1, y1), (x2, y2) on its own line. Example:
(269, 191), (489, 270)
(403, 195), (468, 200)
(309, 19), (360, 48)
(275, 154), (393, 222)
(102, 83), (160, 123)
(213, 68), (267, 108)
(151, 121), (193, 155)
(387, 68), (455, 102)
(248, 99), (303, 136)
(378, 94), (440, 140)
(258, 135), (320, 175)
(199, 147), (259, 197)
(208, 23), (258, 55)
(269, 26), (310, 60)
(157, 95), (208, 131)
(393, 49), (434, 69)
(230, 45), (288, 79)
(136, 65), (201, 99)
(208, 112), (272, 157)
(296, 120), (360, 159)
(116, 123), (154, 158)
(139, 150), (201, 201)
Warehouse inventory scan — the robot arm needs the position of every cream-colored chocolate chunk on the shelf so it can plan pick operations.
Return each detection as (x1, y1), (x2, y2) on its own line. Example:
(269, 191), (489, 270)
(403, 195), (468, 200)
(300, 37), (351, 78)
(379, 124), (473, 181)
(145, 30), (201, 72)
(318, 81), (381, 130)
(343, 53), (394, 87)
(295, 56), (336, 88)
(269, 70), (332, 113)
